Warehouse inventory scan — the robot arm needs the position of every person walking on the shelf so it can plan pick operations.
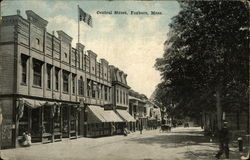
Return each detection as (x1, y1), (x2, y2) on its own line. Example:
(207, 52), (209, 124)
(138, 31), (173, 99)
(215, 121), (230, 159)
(139, 120), (143, 134)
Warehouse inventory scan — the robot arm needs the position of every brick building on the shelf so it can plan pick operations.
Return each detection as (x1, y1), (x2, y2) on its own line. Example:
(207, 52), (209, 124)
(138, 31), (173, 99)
(0, 10), (133, 148)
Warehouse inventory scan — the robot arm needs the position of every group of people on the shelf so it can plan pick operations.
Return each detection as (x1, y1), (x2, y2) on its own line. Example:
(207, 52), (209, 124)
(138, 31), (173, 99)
(111, 123), (130, 136)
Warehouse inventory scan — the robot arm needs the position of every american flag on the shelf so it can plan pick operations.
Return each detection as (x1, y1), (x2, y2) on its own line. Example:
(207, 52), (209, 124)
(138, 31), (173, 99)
(79, 7), (93, 27)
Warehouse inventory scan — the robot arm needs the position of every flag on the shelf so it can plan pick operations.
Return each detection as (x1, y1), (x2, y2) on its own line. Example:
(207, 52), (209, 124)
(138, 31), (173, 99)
(78, 7), (93, 27)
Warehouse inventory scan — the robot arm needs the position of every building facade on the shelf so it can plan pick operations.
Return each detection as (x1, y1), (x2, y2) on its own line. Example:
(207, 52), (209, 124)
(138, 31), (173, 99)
(0, 10), (134, 148)
(110, 66), (136, 132)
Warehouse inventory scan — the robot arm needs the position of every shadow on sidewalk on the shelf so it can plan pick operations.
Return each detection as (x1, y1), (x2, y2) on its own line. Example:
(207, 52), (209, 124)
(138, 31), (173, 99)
(128, 130), (210, 149)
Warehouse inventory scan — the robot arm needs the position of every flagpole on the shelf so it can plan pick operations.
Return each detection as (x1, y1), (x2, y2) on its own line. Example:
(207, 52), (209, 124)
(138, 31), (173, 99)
(78, 5), (80, 44)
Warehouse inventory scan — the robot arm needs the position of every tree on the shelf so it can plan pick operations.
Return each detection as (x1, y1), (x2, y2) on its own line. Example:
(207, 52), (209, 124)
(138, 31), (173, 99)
(154, 1), (249, 129)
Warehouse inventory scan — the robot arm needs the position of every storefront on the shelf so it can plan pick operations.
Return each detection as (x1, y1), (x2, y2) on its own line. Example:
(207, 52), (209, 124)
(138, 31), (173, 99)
(116, 109), (136, 132)
(16, 98), (81, 146)
(86, 105), (124, 137)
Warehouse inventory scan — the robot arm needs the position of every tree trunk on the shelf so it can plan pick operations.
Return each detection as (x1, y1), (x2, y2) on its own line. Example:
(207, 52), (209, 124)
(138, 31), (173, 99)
(216, 88), (222, 130)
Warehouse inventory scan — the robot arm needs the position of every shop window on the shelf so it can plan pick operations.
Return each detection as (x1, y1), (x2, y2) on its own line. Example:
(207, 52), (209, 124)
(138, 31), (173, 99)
(47, 64), (52, 89)
(78, 76), (84, 96)
(21, 54), (28, 84)
(54, 106), (61, 133)
(33, 59), (43, 87)
(63, 71), (69, 93)
(55, 68), (60, 91)
(18, 105), (29, 136)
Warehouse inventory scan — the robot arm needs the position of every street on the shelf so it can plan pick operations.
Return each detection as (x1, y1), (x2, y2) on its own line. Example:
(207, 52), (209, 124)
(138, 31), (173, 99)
(0, 127), (243, 160)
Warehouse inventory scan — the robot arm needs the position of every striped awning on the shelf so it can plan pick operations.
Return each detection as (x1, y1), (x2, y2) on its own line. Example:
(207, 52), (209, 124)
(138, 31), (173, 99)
(87, 105), (124, 124)
(116, 109), (136, 122)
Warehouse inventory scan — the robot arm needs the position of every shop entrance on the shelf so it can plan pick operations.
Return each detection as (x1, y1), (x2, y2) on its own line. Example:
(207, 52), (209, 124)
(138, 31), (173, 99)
(62, 106), (69, 138)
(31, 107), (41, 143)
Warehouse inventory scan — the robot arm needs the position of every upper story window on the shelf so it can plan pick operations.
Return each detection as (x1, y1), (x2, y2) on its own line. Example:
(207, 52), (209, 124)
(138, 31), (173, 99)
(63, 71), (69, 93)
(55, 68), (60, 91)
(72, 74), (76, 94)
(36, 38), (40, 45)
(21, 54), (29, 84)
(120, 90), (122, 104)
(109, 88), (111, 101)
(116, 89), (119, 103)
(33, 59), (43, 87)
(92, 82), (97, 98)
(104, 86), (108, 101)
(100, 85), (103, 99)
(47, 64), (52, 89)
(64, 53), (67, 58)
(87, 79), (91, 97)
(123, 91), (125, 104)
(126, 93), (128, 105)
(78, 76), (84, 96)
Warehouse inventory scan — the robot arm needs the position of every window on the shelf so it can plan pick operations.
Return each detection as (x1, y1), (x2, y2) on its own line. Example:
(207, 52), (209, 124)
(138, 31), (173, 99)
(87, 79), (91, 97)
(123, 91), (125, 104)
(63, 71), (69, 93)
(104, 86), (108, 101)
(55, 68), (60, 91)
(33, 59), (42, 87)
(92, 82), (96, 98)
(120, 90), (122, 104)
(116, 89), (119, 103)
(126, 93), (128, 105)
(78, 76), (84, 96)
(21, 55), (28, 84)
(36, 38), (40, 45)
(72, 74), (76, 94)
(99, 84), (102, 99)
(96, 83), (99, 99)
(64, 53), (67, 58)
(47, 64), (52, 89)
(100, 85), (103, 99)
(109, 88), (111, 101)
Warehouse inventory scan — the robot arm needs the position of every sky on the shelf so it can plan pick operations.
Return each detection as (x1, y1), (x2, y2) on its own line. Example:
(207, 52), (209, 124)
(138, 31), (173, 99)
(2, 0), (180, 98)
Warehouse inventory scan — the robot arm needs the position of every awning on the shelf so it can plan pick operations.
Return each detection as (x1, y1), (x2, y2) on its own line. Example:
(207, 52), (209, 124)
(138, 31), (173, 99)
(116, 109), (136, 122)
(87, 105), (124, 124)
(87, 105), (106, 123)
(19, 98), (58, 109)
(104, 110), (124, 122)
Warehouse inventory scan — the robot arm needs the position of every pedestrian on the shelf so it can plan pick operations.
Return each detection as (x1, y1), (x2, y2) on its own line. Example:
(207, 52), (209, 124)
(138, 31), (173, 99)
(140, 123), (143, 134)
(215, 121), (230, 159)
(19, 132), (31, 147)
(111, 122), (116, 136)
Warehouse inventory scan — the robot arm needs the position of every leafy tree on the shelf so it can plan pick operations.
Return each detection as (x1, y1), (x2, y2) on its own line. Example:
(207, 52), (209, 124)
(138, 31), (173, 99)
(154, 1), (249, 129)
